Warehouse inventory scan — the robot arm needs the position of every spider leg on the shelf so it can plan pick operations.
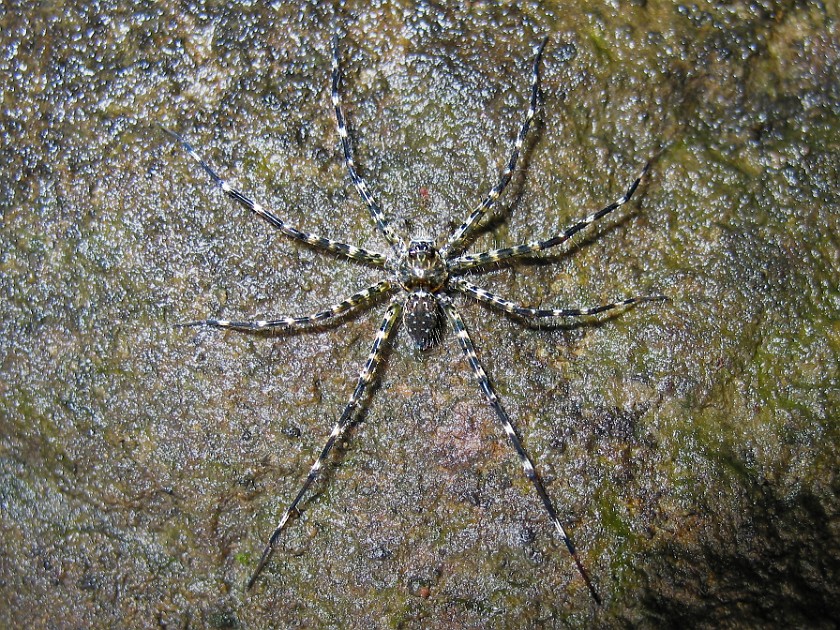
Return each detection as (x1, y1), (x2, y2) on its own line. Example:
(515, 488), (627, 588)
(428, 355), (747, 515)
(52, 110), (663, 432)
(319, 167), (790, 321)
(439, 298), (601, 604)
(451, 277), (666, 319)
(161, 126), (388, 267)
(442, 37), (548, 257)
(178, 280), (394, 331)
(331, 38), (403, 252)
(448, 163), (650, 272)
(246, 299), (403, 590)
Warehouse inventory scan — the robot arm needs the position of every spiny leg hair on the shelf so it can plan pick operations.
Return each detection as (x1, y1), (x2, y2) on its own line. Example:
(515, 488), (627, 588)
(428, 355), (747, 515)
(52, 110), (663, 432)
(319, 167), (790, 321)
(448, 162), (651, 272)
(440, 298), (602, 604)
(179, 280), (394, 331)
(331, 38), (404, 252)
(442, 37), (548, 257)
(452, 277), (666, 319)
(161, 126), (388, 267)
(247, 300), (403, 590)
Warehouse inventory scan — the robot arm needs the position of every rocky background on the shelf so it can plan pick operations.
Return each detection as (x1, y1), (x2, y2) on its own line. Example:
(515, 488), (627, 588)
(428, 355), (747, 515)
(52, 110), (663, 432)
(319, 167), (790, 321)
(1, 1), (837, 628)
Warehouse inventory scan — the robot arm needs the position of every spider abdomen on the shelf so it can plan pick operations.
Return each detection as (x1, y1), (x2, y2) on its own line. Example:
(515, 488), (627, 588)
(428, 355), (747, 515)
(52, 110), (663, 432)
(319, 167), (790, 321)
(404, 291), (443, 350)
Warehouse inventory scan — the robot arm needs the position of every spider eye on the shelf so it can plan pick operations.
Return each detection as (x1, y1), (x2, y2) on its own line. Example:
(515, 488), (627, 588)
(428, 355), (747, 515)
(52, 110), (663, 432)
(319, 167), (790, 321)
(408, 239), (434, 254)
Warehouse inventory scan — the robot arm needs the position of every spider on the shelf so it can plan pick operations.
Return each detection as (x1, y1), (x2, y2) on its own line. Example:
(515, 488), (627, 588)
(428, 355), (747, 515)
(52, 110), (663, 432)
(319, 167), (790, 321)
(165, 36), (663, 604)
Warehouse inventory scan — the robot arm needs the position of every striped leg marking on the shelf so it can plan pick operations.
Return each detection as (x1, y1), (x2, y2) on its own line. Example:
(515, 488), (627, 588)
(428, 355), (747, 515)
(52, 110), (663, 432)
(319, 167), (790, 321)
(179, 280), (394, 331)
(331, 39), (403, 251)
(246, 300), (403, 590)
(161, 126), (388, 267)
(442, 37), (548, 257)
(440, 299), (601, 604)
(452, 277), (666, 319)
(449, 162), (651, 272)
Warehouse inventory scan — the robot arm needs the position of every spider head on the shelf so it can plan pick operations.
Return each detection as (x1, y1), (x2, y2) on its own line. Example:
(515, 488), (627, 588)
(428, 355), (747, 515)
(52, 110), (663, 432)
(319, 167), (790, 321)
(397, 239), (447, 292)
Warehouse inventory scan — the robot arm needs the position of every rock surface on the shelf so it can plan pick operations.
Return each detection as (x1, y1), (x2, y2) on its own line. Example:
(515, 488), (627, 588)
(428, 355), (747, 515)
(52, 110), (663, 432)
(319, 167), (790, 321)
(1, 2), (837, 628)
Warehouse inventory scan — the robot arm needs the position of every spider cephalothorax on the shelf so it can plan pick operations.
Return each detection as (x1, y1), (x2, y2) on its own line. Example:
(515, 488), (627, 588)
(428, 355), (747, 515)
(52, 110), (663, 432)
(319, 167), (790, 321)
(396, 239), (447, 292)
(167, 35), (663, 604)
